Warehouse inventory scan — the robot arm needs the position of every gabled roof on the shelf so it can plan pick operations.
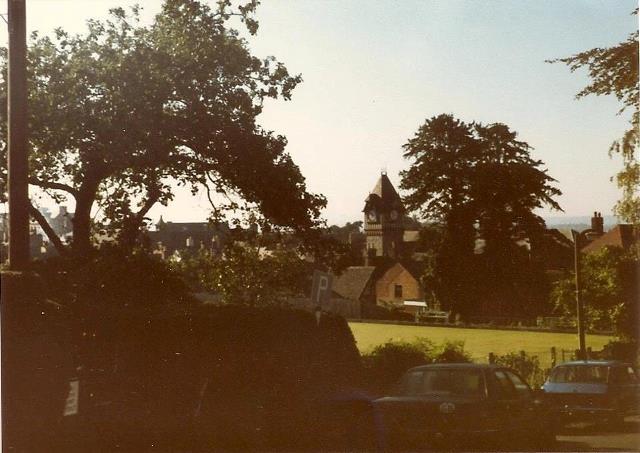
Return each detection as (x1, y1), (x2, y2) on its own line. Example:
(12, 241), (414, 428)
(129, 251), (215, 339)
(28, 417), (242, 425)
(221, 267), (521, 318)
(332, 266), (377, 301)
(581, 225), (638, 253)
(396, 260), (425, 282)
(364, 173), (403, 211)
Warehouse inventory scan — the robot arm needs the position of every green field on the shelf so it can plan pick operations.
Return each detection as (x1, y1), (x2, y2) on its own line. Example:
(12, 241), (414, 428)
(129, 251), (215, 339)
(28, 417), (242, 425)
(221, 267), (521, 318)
(349, 322), (613, 368)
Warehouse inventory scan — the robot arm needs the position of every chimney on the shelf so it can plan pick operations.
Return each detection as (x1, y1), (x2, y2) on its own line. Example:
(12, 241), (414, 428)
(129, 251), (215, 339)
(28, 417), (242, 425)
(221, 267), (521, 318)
(591, 211), (604, 236)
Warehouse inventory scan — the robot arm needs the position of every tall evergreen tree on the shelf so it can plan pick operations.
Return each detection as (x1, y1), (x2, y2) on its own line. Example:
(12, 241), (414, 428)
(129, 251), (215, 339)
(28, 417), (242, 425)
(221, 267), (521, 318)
(400, 114), (561, 318)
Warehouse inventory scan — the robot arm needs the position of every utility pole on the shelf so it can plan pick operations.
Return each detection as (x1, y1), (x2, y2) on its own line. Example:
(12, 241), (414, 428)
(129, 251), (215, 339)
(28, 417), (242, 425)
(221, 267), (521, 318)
(572, 231), (586, 360)
(7, 0), (29, 270)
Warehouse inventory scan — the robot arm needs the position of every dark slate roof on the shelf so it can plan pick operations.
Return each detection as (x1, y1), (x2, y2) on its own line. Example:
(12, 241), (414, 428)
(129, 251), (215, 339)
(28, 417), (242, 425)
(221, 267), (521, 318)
(332, 266), (377, 301)
(158, 222), (211, 232)
(581, 225), (639, 253)
(546, 229), (575, 248)
(364, 173), (403, 211)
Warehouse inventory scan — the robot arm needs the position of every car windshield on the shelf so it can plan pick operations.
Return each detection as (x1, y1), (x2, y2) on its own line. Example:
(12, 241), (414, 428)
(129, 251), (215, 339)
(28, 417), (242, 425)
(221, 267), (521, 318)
(549, 365), (608, 384)
(397, 369), (484, 396)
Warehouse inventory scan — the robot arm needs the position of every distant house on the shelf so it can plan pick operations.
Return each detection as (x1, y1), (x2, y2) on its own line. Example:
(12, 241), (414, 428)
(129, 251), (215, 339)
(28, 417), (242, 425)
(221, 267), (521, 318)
(581, 224), (639, 254)
(374, 261), (424, 307)
(147, 217), (233, 259)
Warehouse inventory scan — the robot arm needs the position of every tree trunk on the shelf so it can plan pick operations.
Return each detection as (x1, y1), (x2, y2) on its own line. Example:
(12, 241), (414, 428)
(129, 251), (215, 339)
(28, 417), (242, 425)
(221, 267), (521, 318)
(29, 204), (67, 256)
(119, 188), (161, 253)
(71, 179), (99, 256)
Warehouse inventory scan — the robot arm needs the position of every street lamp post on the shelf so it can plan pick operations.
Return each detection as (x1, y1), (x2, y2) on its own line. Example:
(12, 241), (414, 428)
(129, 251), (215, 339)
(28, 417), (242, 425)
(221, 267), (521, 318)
(571, 228), (595, 361)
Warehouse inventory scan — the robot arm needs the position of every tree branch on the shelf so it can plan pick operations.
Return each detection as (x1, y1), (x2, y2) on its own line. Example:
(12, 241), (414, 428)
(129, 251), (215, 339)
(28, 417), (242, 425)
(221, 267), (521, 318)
(29, 203), (68, 256)
(119, 185), (162, 251)
(133, 188), (161, 222)
(29, 178), (79, 198)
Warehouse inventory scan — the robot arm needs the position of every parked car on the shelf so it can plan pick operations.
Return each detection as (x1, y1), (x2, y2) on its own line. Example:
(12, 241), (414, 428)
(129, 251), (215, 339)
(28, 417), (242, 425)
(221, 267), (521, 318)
(373, 363), (556, 451)
(542, 360), (640, 425)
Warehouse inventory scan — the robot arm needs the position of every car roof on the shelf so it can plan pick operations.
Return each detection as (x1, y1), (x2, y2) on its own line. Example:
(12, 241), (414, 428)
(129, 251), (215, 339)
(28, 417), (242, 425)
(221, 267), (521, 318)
(554, 360), (631, 367)
(407, 363), (504, 372)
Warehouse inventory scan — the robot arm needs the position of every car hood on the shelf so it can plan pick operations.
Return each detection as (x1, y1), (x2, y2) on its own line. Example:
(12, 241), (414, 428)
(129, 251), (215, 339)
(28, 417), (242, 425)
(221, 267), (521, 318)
(374, 394), (484, 405)
(543, 382), (608, 394)
(372, 394), (491, 433)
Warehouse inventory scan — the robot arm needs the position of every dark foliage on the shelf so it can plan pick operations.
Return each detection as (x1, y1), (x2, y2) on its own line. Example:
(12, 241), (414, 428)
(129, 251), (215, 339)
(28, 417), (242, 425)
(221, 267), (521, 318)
(1, 272), (75, 452)
(362, 303), (416, 322)
(58, 304), (364, 451)
(28, 247), (194, 312)
(551, 245), (639, 339)
(400, 114), (561, 320)
(601, 339), (639, 365)
(494, 351), (545, 388)
(361, 338), (471, 395)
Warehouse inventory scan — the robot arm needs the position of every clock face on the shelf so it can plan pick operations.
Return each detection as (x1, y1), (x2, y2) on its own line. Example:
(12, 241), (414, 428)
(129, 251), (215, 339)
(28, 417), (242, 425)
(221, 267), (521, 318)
(367, 210), (378, 222)
(390, 210), (399, 220)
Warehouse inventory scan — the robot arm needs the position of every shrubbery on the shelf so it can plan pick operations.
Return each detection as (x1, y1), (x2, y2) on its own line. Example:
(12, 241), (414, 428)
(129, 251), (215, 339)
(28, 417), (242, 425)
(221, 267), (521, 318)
(601, 339), (639, 365)
(361, 338), (471, 395)
(493, 351), (545, 388)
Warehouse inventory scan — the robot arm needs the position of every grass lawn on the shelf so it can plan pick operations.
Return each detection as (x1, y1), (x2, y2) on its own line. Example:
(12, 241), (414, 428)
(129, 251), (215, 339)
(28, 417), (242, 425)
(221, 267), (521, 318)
(349, 322), (614, 368)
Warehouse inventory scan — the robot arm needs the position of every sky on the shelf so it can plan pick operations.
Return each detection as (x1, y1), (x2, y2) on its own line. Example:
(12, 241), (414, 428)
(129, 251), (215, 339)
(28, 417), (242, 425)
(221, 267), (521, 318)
(2, 0), (638, 225)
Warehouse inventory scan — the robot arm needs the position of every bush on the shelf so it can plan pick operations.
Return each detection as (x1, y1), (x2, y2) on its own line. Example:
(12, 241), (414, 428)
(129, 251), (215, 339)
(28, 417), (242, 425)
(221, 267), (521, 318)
(602, 339), (639, 365)
(361, 338), (472, 395)
(494, 351), (545, 388)
(361, 339), (433, 394)
(433, 340), (472, 363)
(362, 303), (415, 322)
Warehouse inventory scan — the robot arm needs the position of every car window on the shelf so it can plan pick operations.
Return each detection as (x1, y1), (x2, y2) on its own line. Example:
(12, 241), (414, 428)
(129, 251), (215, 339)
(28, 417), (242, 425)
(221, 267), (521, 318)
(549, 365), (607, 383)
(494, 370), (517, 399)
(504, 370), (531, 397)
(549, 366), (570, 383)
(397, 369), (485, 396)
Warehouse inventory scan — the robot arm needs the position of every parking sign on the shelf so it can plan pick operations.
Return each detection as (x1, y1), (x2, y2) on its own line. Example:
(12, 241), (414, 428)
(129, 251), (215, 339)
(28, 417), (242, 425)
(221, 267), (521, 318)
(310, 270), (332, 307)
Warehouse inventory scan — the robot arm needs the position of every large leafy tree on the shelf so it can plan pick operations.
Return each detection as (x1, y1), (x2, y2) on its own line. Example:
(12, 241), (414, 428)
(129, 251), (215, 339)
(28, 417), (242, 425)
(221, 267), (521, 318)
(549, 10), (639, 224)
(400, 114), (561, 318)
(0, 0), (325, 256)
(551, 246), (638, 339)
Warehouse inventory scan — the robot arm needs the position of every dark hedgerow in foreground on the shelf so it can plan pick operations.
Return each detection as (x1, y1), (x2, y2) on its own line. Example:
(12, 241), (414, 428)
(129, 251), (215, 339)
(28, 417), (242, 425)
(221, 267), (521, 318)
(3, 260), (369, 452)
(60, 304), (367, 451)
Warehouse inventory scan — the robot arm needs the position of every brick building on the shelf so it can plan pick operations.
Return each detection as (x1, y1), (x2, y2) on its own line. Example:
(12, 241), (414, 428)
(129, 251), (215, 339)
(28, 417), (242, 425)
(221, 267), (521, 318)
(333, 173), (425, 316)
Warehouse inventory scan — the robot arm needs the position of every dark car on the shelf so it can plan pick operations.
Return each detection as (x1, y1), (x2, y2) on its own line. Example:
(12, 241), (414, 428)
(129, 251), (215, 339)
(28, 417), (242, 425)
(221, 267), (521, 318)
(373, 363), (556, 451)
(542, 360), (640, 425)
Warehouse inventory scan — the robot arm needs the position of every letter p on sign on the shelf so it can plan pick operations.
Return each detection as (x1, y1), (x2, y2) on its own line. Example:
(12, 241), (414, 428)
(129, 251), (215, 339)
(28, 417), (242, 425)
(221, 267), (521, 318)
(311, 270), (332, 307)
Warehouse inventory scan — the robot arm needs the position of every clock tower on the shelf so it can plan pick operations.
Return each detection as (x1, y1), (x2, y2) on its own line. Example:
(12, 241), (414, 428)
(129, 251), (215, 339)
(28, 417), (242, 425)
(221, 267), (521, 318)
(363, 172), (405, 265)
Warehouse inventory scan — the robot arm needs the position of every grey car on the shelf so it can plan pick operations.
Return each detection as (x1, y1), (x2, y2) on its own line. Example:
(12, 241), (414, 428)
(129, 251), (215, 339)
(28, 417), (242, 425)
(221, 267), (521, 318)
(542, 360), (640, 424)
